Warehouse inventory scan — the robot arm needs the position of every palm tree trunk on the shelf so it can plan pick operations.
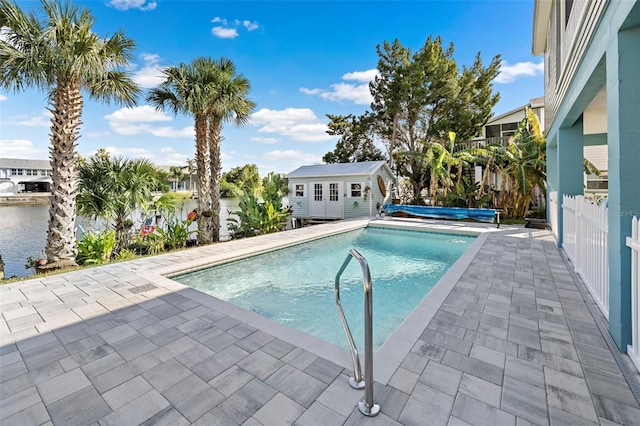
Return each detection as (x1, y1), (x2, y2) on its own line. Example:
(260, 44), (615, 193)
(195, 115), (213, 244)
(44, 81), (81, 267)
(208, 119), (223, 242)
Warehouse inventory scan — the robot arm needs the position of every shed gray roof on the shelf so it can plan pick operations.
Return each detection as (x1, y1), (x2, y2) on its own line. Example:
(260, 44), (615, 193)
(0, 158), (50, 169)
(287, 161), (390, 178)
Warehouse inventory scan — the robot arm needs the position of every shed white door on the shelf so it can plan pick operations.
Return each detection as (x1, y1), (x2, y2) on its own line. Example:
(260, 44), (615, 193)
(310, 182), (342, 218)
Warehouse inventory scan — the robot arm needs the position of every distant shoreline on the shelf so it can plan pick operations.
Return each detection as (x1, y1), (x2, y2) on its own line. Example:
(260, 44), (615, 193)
(0, 194), (51, 205)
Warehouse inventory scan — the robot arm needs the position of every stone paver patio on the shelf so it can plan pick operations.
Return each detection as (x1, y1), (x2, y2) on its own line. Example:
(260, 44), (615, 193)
(1, 218), (639, 425)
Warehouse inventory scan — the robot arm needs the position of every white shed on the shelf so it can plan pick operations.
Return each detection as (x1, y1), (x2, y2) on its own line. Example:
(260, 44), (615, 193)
(287, 161), (396, 220)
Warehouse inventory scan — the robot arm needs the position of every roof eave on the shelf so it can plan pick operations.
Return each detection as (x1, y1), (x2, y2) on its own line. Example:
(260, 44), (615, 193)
(532, 0), (553, 56)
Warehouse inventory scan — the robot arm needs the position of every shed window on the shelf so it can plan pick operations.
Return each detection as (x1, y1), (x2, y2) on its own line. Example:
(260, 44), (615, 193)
(294, 184), (305, 197)
(349, 183), (363, 197)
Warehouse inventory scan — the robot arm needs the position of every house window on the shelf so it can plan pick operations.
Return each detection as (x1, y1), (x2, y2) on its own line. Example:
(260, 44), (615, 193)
(350, 183), (363, 197)
(294, 184), (305, 197)
(586, 173), (608, 191)
(486, 125), (500, 138)
(16, 169), (23, 176)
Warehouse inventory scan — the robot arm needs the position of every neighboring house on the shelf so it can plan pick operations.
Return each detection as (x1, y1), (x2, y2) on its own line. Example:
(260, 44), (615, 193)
(155, 165), (196, 193)
(455, 98), (545, 207)
(533, 0), (640, 351)
(287, 161), (396, 220)
(0, 158), (52, 195)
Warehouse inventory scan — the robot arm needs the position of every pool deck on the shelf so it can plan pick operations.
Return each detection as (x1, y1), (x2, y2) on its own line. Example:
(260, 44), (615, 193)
(1, 218), (639, 425)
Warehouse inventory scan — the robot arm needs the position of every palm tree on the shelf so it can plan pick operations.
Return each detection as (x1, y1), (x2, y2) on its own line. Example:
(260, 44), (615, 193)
(77, 152), (169, 253)
(169, 166), (185, 192)
(185, 157), (196, 193)
(0, 0), (140, 267)
(148, 62), (214, 244)
(201, 57), (255, 242)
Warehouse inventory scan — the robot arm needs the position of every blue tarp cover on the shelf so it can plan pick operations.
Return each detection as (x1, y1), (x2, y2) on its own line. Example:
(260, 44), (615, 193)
(383, 204), (496, 223)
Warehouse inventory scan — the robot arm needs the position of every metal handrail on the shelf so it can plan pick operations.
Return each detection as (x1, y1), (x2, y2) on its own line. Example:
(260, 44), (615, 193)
(335, 248), (380, 417)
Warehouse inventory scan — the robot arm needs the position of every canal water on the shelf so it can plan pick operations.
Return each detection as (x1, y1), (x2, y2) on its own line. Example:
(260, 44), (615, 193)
(0, 198), (240, 279)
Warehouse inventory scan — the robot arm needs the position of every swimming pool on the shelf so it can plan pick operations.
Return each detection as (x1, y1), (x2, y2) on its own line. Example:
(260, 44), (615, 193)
(173, 226), (475, 350)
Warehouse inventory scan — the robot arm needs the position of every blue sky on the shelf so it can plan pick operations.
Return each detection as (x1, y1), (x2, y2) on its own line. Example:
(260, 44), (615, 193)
(0, 0), (544, 176)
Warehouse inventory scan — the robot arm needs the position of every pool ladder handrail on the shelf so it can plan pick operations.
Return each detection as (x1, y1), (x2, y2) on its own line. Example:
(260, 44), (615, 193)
(335, 248), (380, 417)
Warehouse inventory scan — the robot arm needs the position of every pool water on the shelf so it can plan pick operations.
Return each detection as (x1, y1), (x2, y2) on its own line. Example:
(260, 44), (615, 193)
(173, 226), (474, 350)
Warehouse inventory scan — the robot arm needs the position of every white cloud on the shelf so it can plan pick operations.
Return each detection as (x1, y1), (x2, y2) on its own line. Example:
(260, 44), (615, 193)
(108, 0), (157, 11)
(0, 139), (42, 157)
(300, 68), (377, 105)
(86, 131), (111, 138)
(100, 146), (189, 166)
(132, 53), (166, 88)
(212, 27), (239, 39)
(263, 150), (320, 163)
(211, 16), (259, 39)
(0, 94), (7, 101)
(250, 108), (334, 142)
(495, 60), (544, 84)
(342, 69), (379, 82)
(250, 137), (278, 145)
(299, 88), (322, 96)
(14, 110), (51, 127)
(243, 20), (259, 31)
(105, 105), (172, 123)
(105, 105), (194, 139)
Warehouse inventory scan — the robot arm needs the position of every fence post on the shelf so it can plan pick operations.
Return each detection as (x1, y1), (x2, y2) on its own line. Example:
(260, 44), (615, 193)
(627, 217), (640, 371)
(576, 195), (584, 274)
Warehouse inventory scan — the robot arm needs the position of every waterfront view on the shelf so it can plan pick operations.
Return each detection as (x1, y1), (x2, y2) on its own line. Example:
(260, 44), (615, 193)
(0, 198), (240, 279)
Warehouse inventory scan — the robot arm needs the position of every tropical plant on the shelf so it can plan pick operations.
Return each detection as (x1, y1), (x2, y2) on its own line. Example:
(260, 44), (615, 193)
(148, 60), (214, 244)
(76, 230), (116, 265)
(169, 166), (185, 192)
(489, 108), (547, 219)
(228, 173), (291, 238)
(148, 57), (255, 244)
(155, 216), (195, 250)
(0, 0), (140, 267)
(77, 152), (169, 253)
(185, 158), (196, 193)
(204, 57), (256, 243)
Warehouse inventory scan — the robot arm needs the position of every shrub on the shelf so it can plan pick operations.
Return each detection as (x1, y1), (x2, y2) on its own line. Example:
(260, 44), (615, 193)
(77, 230), (116, 265)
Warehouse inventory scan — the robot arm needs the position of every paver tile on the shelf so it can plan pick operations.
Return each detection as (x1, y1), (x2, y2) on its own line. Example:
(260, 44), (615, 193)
(254, 393), (305, 426)
(265, 364), (327, 408)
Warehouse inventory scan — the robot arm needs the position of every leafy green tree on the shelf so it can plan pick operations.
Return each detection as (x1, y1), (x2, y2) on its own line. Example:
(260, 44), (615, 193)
(0, 0), (140, 267)
(77, 152), (169, 253)
(369, 37), (501, 198)
(323, 114), (385, 163)
(169, 166), (185, 191)
(221, 164), (261, 197)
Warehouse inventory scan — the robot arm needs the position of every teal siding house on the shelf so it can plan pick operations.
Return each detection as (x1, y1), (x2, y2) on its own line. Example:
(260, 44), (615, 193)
(533, 0), (640, 352)
(287, 161), (396, 220)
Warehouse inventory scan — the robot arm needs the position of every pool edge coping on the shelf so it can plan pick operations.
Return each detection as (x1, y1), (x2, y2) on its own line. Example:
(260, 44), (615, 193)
(152, 218), (499, 382)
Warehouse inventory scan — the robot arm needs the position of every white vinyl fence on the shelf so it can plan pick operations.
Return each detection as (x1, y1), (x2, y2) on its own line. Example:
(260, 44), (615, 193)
(549, 191), (559, 242)
(562, 195), (609, 319)
(627, 216), (640, 372)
